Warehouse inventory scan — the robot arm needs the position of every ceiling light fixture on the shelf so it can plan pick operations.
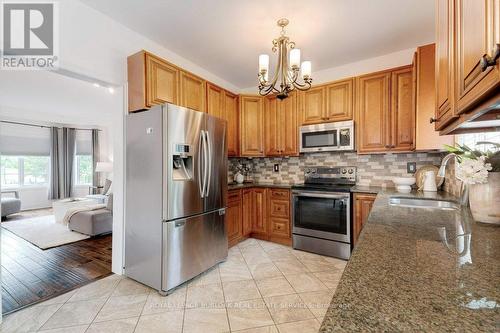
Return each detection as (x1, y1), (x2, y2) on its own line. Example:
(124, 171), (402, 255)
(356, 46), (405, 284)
(258, 18), (312, 100)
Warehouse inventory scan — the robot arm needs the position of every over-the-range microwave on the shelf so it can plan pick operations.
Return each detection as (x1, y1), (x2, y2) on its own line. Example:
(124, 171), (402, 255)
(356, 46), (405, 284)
(299, 120), (354, 153)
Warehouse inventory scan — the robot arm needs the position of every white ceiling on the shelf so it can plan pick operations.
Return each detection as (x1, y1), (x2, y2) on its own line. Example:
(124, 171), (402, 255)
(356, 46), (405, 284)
(0, 70), (120, 127)
(80, 0), (435, 88)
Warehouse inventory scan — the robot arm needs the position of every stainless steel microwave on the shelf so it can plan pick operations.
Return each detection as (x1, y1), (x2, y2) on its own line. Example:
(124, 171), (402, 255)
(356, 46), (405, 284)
(299, 120), (354, 153)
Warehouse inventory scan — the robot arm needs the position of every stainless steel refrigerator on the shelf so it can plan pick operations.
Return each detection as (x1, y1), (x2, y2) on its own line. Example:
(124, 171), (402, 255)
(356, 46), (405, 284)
(125, 103), (228, 294)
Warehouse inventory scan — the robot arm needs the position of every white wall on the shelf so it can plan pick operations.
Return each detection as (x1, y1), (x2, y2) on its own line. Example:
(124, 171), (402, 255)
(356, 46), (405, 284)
(240, 47), (418, 93)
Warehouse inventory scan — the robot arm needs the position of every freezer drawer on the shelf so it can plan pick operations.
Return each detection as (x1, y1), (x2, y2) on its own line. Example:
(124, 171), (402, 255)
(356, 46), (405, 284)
(162, 209), (228, 293)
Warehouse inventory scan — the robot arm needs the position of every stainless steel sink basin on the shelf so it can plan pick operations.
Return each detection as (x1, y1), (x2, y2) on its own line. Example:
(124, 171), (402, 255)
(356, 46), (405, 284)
(388, 197), (460, 210)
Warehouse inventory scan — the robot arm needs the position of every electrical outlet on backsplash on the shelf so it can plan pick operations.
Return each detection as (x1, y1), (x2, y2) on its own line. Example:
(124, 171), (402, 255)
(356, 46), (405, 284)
(229, 152), (448, 188)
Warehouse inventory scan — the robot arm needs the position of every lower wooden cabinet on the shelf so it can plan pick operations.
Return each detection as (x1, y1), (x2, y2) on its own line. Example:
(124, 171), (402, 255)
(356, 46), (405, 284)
(227, 187), (291, 247)
(353, 193), (376, 245)
(226, 189), (243, 247)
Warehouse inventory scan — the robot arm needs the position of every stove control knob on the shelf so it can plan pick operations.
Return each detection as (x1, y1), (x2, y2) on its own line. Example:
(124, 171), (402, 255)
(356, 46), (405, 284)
(341, 169), (347, 174)
(348, 168), (354, 174)
(305, 168), (310, 174)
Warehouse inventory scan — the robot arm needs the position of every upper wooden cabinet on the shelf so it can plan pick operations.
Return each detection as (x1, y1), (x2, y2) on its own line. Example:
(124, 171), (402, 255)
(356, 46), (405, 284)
(265, 93), (299, 156)
(415, 44), (455, 150)
(434, 0), (499, 134)
(224, 91), (239, 157)
(207, 83), (224, 118)
(128, 51), (180, 112)
(356, 71), (391, 153)
(455, 0), (500, 114)
(356, 66), (415, 153)
(325, 79), (354, 121)
(240, 95), (265, 157)
(435, 0), (458, 129)
(391, 67), (415, 152)
(300, 78), (354, 125)
(180, 71), (206, 112)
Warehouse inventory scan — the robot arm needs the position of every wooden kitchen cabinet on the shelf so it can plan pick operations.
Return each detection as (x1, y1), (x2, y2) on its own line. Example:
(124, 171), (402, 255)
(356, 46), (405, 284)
(434, 0), (499, 134)
(251, 188), (268, 236)
(240, 95), (265, 157)
(325, 78), (354, 121)
(300, 78), (354, 125)
(264, 93), (298, 156)
(356, 71), (391, 153)
(356, 66), (415, 153)
(224, 91), (239, 157)
(391, 66), (415, 151)
(207, 82), (224, 118)
(128, 51), (179, 112)
(353, 193), (376, 245)
(230, 187), (292, 247)
(226, 189), (243, 247)
(301, 86), (326, 124)
(435, 0), (458, 130)
(455, 0), (500, 114)
(180, 71), (206, 112)
(242, 189), (253, 236)
(267, 189), (291, 245)
(415, 44), (455, 150)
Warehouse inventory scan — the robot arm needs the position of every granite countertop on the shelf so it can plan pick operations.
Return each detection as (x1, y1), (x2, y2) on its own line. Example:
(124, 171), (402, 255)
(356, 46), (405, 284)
(320, 190), (500, 332)
(227, 182), (294, 190)
(350, 185), (384, 194)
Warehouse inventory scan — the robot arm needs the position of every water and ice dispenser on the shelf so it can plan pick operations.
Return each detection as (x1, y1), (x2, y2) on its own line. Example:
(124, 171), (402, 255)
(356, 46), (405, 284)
(172, 144), (193, 181)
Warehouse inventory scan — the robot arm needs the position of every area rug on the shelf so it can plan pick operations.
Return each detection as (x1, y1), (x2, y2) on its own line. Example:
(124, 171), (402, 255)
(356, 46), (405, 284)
(2, 215), (89, 249)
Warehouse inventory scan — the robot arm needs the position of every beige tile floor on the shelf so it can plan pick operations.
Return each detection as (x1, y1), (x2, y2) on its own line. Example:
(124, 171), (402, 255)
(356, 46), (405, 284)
(0, 238), (346, 333)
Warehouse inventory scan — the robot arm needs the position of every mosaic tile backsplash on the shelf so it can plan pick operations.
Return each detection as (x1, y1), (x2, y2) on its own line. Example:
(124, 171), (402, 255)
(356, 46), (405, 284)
(229, 152), (445, 188)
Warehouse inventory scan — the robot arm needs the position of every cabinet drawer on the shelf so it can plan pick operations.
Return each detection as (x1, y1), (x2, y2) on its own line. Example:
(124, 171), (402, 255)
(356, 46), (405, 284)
(269, 189), (289, 200)
(269, 200), (289, 218)
(228, 189), (242, 202)
(269, 217), (290, 237)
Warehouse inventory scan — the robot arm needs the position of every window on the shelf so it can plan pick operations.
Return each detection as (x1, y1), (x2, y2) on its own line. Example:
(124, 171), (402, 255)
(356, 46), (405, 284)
(456, 132), (500, 152)
(0, 155), (49, 188)
(75, 155), (92, 185)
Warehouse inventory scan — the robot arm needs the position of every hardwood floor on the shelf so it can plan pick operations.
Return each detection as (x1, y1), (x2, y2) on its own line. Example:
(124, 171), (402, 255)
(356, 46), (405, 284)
(1, 209), (112, 315)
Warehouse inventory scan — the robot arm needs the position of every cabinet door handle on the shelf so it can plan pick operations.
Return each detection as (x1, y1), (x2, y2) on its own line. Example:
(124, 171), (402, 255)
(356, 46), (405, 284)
(385, 144), (391, 148)
(480, 44), (500, 71)
(391, 145), (396, 148)
(430, 117), (438, 124)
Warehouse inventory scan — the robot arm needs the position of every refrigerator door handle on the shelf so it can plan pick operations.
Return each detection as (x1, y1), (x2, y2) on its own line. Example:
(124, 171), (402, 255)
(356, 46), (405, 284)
(202, 130), (209, 198)
(205, 131), (212, 197)
(198, 130), (204, 198)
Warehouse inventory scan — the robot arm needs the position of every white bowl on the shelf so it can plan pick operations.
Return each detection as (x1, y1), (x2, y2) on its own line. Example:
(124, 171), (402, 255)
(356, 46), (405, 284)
(393, 177), (416, 187)
(396, 185), (412, 193)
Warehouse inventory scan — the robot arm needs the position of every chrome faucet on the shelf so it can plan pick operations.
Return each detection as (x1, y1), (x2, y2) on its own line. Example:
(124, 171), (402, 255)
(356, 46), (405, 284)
(438, 153), (469, 206)
(438, 153), (457, 178)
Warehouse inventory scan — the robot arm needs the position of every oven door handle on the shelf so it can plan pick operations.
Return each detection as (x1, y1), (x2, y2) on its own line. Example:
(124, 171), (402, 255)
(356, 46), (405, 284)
(293, 192), (349, 200)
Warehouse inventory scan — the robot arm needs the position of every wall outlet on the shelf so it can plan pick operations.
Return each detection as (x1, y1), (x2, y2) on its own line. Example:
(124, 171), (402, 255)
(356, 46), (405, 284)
(407, 162), (417, 174)
(273, 164), (280, 173)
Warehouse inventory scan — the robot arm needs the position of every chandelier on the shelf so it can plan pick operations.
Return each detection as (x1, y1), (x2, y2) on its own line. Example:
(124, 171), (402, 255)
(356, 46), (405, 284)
(258, 18), (312, 100)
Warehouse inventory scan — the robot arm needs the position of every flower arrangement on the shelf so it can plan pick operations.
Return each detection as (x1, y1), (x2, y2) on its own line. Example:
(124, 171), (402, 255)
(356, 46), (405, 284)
(455, 156), (492, 185)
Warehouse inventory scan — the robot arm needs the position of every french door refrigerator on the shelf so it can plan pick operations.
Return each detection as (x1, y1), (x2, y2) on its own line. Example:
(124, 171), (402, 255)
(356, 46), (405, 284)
(125, 103), (228, 294)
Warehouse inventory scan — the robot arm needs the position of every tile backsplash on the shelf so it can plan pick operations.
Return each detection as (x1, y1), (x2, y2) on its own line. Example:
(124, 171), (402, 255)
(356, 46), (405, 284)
(229, 152), (444, 187)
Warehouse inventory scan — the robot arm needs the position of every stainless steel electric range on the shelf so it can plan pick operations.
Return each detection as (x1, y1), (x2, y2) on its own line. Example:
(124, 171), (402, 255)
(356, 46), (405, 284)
(291, 166), (356, 260)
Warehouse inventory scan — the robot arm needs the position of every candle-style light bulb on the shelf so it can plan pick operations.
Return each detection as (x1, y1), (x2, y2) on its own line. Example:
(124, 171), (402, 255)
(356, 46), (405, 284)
(301, 61), (312, 79)
(290, 48), (301, 69)
(259, 54), (269, 73)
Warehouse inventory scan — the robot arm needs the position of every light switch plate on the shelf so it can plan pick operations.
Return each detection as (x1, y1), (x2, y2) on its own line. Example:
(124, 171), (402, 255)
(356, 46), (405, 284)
(407, 162), (417, 174)
(273, 164), (280, 173)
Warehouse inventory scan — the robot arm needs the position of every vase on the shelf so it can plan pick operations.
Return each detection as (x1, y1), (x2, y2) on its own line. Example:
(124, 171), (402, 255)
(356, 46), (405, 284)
(469, 172), (500, 224)
(234, 172), (244, 184)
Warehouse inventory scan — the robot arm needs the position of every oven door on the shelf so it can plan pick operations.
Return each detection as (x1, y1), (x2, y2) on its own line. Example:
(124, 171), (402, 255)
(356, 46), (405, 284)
(292, 191), (350, 243)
